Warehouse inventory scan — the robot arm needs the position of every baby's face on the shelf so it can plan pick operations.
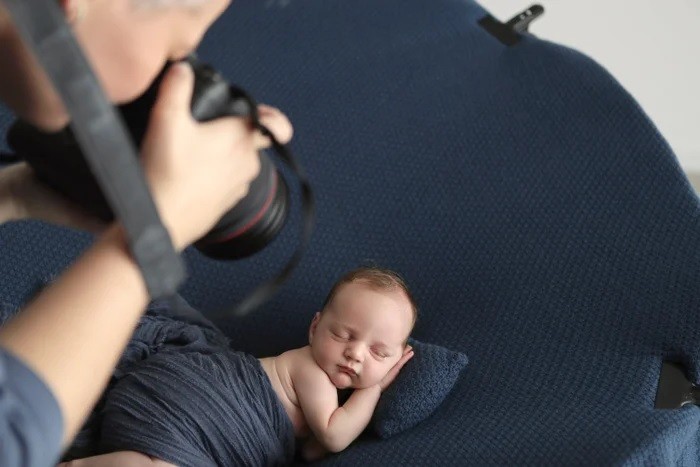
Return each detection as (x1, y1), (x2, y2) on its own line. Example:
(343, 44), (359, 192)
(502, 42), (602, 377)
(310, 281), (413, 389)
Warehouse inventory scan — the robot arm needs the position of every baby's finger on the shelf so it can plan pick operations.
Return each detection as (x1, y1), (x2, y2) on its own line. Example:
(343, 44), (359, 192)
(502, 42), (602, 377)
(395, 351), (414, 369)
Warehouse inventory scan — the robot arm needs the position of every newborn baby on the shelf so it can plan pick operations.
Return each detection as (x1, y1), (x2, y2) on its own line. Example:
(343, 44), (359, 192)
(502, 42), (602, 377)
(60, 267), (416, 466)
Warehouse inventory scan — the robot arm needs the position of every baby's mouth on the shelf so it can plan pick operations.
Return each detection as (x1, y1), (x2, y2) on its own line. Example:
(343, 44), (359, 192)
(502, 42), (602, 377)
(338, 365), (357, 377)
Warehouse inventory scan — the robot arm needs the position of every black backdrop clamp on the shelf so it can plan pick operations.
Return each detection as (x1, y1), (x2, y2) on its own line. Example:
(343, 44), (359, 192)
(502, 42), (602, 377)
(478, 4), (545, 46)
(2, 0), (186, 298)
(655, 360), (700, 409)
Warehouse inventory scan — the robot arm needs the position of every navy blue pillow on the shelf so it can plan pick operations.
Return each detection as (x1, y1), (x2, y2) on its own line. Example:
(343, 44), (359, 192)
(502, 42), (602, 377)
(371, 338), (468, 438)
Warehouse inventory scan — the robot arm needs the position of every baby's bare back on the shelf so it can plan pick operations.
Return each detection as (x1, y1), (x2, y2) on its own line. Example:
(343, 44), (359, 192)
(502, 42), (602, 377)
(259, 346), (316, 437)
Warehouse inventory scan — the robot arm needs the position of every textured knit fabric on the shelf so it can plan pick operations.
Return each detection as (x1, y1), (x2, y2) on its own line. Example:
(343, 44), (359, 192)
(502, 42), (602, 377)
(1, 0), (699, 465)
(371, 338), (469, 438)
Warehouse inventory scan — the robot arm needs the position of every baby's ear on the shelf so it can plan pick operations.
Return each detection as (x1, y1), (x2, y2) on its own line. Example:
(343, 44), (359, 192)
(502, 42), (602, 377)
(308, 312), (321, 344)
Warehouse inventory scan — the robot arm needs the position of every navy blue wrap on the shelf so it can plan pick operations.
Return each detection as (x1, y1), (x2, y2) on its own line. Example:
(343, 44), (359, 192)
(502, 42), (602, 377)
(101, 349), (294, 467)
(65, 302), (295, 466)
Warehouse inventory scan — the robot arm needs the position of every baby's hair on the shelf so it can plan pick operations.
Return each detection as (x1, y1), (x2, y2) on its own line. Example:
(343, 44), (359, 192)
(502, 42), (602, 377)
(322, 266), (418, 332)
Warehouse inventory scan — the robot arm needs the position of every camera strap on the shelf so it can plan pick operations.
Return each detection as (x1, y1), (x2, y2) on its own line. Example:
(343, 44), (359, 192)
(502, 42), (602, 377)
(2, 0), (186, 298)
(231, 119), (316, 316)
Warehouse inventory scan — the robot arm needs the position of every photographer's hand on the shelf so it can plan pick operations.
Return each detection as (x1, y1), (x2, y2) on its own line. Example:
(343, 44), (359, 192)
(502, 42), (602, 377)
(132, 61), (292, 249)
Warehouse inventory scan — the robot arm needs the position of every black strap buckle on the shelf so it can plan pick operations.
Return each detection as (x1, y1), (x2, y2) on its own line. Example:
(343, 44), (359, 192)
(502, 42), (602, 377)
(478, 4), (545, 46)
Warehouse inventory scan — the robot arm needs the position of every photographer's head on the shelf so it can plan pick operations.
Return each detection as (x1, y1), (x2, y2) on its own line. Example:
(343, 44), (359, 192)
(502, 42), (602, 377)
(0, 0), (229, 131)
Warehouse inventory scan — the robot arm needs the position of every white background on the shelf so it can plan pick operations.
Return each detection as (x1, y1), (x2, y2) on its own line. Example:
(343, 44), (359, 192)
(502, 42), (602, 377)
(478, 0), (700, 176)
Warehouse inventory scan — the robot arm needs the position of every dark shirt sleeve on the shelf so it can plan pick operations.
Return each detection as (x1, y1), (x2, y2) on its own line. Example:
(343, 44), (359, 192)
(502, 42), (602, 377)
(0, 347), (64, 467)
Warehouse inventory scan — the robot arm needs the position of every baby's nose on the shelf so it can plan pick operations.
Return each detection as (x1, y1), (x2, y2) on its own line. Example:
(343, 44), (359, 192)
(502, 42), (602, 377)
(344, 344), (364, 363)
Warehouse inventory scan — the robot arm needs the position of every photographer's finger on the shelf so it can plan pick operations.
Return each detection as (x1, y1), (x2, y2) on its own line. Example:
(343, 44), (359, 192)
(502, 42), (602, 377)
(152, 62), (195, 120)
(201, 118), (262, 182)
(256, 105), (294, 147)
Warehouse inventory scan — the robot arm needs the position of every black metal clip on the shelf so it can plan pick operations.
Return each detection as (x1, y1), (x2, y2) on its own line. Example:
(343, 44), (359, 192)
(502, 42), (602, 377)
(683, 386), (700, 407)
(655, 361), (700, 409)
(478, 4), (545, 46)
(506, 5), (545, 33)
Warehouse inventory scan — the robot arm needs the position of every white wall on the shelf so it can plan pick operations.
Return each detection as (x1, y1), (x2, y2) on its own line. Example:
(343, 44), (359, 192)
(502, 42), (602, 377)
(479, 0), (700, 175)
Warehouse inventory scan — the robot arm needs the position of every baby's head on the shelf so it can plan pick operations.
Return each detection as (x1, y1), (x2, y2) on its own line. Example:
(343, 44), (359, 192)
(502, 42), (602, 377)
(309, 267), (417, 389)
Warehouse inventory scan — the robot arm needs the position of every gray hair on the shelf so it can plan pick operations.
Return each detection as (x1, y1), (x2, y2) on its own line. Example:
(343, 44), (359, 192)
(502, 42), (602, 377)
(132, 0), (212, 9)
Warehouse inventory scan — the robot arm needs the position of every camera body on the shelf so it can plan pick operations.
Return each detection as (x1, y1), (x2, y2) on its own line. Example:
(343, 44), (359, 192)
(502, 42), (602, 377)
(7, 59), (289, 260)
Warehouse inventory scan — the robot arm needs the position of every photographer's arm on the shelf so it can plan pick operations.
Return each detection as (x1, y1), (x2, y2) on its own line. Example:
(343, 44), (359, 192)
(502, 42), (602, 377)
(0, 223), (152, 445)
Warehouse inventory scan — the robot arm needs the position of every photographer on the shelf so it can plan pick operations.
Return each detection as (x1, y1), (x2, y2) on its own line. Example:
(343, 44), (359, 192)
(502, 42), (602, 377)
(0, 1), (292, 465)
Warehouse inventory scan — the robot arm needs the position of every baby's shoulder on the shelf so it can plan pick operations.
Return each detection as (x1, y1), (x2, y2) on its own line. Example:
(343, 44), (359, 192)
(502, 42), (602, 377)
(283, 346), (330, 386)
(280, 346), (316, 372)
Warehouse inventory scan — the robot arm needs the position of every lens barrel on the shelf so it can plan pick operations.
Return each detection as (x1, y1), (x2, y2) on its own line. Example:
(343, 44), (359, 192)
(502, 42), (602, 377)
(186, 58), (290, 259)
(194, 150), (289, 259)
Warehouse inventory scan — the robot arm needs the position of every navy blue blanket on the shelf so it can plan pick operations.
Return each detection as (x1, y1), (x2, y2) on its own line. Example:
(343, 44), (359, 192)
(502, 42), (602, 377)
(65, 299), (295, 466)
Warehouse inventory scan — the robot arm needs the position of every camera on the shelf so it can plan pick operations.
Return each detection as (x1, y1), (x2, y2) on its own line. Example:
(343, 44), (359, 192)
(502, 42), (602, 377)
(7, 57), (289, 260)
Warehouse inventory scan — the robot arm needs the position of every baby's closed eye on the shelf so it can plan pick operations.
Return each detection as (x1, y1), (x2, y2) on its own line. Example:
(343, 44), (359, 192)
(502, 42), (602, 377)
(331, 330), (350, 341)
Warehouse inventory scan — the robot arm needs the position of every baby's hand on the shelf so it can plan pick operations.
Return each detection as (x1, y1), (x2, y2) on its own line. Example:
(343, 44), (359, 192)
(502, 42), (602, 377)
(378, 345), (414, 392)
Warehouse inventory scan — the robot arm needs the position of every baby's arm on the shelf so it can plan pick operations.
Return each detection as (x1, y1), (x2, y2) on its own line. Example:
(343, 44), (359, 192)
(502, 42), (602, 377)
(295, 366), (381, 453)
(293, 347), (414, 454)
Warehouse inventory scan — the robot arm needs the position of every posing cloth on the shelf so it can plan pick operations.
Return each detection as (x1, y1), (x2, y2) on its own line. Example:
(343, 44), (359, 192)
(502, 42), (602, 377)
(101, 348), (294, 467)
(64, 298), (295, 466)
